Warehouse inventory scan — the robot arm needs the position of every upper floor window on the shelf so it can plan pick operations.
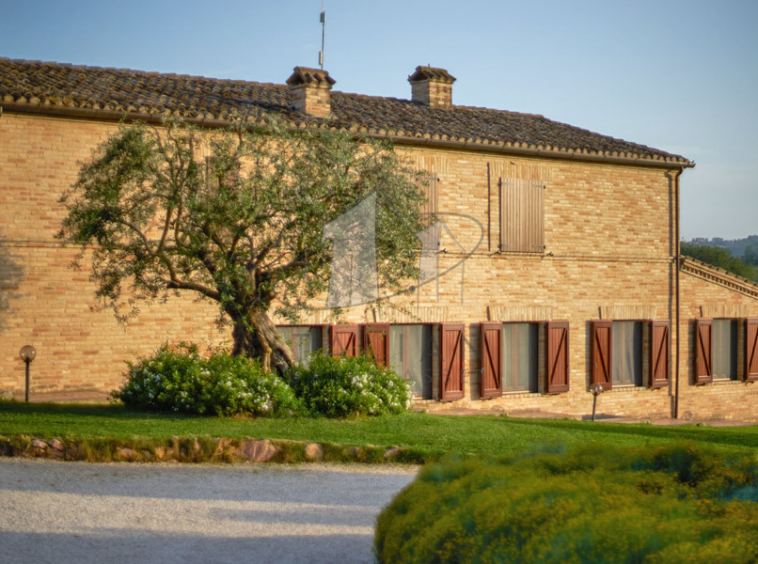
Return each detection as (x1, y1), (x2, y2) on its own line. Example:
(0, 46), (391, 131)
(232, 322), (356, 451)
(500, 178), (545, 253)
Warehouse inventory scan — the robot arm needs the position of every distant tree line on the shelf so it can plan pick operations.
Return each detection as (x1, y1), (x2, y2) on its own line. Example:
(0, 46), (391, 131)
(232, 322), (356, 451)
(681, 242), (758, 282)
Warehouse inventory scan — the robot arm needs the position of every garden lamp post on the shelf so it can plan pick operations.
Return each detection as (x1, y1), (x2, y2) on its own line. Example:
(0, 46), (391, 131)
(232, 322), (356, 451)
(590, 383), (604, 422)
(19, 345), (36, 403)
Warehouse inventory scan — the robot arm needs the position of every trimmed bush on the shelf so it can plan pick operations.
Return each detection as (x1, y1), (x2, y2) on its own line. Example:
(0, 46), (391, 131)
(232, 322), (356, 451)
(374, 443), (758, 564)
(289, 352), (412, 417)
(113, 344), (302, 417)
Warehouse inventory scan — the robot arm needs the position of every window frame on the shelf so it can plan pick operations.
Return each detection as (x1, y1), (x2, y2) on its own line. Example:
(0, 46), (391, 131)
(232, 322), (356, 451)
(276, 324), (325, 367)
(694, 317), (744, 384)
(385, 322), (438, 400)
(591, 319), (653, 391)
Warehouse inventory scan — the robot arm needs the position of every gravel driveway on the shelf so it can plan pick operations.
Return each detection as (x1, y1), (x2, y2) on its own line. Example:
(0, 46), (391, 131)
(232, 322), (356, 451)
(0, 459), (417, 564)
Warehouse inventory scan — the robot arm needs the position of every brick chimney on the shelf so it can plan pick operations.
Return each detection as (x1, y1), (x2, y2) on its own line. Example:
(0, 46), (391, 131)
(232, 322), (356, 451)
(286, 66), (336, 118)
(408, 66), (456, 108)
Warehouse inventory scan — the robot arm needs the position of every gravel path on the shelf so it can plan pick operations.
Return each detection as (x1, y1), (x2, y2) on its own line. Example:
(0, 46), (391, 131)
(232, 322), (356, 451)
(0, 459), (418, 564)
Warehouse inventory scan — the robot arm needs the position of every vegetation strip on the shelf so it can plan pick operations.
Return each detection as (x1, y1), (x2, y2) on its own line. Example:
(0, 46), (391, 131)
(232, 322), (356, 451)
(3, 401), (758, 465)
(0, 434), (426, 465)
(375, 444), (758, 563)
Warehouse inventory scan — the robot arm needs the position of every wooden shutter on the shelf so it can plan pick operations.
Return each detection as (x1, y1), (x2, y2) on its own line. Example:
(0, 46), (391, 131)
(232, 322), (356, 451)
(745, 318), (758, 382)
(330, 324), (358, 358)
(546, 321), (570, 393)
(500, 179), (545, 253)
(480, 322), (502, 398)
(591, 321), (613, 391)
(362, 323), (390, 367)
(650, 320), (670, 389)
(421, 176), (439, 217)
(695, 318), (713, 384)
(440, 323), (465, 401)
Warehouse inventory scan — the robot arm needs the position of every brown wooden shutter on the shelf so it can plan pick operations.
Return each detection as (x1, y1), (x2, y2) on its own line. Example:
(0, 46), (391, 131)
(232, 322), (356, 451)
(546, 321), (570, 393)
(650, 320), (670, 389)
(330, 324), (358, 358)
(440, 323), (465, 400)
(695, 318), (713, 384)
(480, 322), (502, 398)
(591, 321), (613, 391)
(744, 318), (758, 382)
(362, 323), (390, 367)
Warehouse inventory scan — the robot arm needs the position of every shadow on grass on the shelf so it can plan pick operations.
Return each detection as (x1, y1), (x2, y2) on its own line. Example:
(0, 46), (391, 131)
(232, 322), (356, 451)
(0, 400), (194, 421)
(497, 417), (758, 449)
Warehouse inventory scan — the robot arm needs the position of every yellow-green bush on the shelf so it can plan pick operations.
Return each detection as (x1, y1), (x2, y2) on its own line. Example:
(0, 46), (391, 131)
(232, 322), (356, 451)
(374, 444), (758, 564)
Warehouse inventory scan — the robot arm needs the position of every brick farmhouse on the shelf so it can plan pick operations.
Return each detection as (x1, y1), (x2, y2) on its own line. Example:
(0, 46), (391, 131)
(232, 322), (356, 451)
(1, 58), (757, 419)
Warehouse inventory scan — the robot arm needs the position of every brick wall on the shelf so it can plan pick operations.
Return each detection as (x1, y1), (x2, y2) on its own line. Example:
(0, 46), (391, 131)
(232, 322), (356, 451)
(0, 114), (226, 394)
(2, 112), (756, 420)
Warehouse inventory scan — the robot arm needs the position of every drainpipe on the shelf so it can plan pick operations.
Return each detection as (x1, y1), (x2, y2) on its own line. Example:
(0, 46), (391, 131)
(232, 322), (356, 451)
(673, 169), (682, 419)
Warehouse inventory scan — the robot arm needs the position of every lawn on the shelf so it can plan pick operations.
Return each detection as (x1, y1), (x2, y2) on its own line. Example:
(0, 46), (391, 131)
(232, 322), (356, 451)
(2, 401), (758, 460)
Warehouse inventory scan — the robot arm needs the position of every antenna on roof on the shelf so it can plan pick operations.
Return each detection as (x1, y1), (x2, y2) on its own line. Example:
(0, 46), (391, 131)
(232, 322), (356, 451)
(318, 0), (326, 69)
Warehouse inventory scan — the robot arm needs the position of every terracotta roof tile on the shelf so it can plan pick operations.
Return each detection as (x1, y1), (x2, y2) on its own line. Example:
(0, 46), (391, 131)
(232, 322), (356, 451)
(0, 57), (692, 166)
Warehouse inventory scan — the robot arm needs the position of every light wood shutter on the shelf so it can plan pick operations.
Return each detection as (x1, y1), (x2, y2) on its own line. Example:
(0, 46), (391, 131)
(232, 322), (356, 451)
(591, 321), (613, 391)
(745, 318), (758, 382)
(330, 324), (358, 358)
(440, 323), (465, 400)
(500, 179), (544, 253)
(546, 321), (570, 393)
(695, 318), (713, 384)
(421, 176), (439, 217)
(480, 322), (502, 398)
(650, 320), (670, 389)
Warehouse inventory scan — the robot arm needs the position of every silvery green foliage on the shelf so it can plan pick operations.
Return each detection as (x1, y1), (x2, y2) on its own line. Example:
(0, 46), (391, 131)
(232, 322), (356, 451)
(58, 114), (429, 366)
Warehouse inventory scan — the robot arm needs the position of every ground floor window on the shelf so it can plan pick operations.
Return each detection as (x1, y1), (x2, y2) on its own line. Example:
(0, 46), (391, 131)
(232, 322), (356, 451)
(502, 323), (538, 392)
(612, 321), (643, 386)
(277, 326), (323, 367)
(481, 321), (547, 398)
(591, 320), (646, 390)
(712, 318), (738, 380)
(389, 324), (434, 398)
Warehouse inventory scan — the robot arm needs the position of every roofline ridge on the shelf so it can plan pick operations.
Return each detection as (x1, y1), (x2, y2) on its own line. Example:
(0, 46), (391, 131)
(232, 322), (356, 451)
(0, 56), (287, 89)
(681, 256), (758, 294)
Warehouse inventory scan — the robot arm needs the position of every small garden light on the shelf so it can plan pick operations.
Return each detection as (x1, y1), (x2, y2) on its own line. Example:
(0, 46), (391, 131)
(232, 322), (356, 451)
(590, 383), (604, 422)
(19, 345), (36, 403)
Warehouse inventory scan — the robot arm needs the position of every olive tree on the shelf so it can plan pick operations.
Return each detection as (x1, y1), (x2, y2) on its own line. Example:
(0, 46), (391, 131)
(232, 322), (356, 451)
(58, 115), (427, 371)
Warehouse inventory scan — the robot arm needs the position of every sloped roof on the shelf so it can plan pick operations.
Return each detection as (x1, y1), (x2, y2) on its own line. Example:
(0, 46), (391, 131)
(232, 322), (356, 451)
(0, 58), (693, 167)
(681, 256), (758, 300)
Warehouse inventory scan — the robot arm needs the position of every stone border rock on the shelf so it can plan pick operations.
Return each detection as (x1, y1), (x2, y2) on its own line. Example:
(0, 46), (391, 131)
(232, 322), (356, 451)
(0, 435), (424, 465)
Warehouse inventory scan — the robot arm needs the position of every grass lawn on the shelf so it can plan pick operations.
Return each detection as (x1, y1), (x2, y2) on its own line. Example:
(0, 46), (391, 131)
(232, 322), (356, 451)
(2, 400), (758, 460)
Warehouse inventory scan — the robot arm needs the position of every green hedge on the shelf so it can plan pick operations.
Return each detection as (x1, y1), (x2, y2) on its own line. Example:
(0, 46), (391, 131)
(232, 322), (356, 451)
(288, 352), (412, 417)
(113, 345), (412, 419)
(375, 444), (758, 563)
(113, 344), (302, 417)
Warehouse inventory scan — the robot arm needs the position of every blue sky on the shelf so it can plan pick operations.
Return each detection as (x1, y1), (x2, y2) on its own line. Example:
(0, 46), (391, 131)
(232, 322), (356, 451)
(2, 0), (756, 240)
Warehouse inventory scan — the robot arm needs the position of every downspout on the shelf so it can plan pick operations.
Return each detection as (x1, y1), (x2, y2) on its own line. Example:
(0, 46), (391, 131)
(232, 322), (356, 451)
(673, 169), (682, 419)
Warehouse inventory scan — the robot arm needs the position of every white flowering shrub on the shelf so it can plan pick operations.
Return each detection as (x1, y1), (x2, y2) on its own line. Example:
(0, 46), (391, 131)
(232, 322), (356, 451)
(289, 352), (413, 417)
(113, 344), (302, 416)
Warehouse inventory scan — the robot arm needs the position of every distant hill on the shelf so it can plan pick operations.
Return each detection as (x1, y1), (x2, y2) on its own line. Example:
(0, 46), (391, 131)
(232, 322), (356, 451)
(686, 235), (758, 258)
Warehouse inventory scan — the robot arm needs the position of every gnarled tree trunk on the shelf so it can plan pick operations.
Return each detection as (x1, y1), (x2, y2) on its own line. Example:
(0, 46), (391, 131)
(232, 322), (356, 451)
(230, 307), (294, 373)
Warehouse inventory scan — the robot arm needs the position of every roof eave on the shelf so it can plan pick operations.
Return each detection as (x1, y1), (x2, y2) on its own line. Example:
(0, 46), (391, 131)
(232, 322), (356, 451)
(0, 102), (695, 170)
(387, 134), (695, 170)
